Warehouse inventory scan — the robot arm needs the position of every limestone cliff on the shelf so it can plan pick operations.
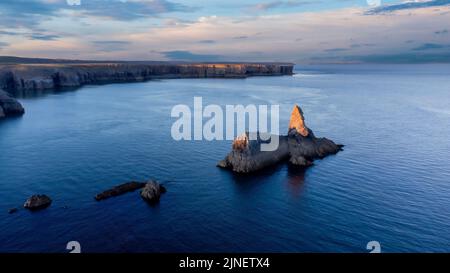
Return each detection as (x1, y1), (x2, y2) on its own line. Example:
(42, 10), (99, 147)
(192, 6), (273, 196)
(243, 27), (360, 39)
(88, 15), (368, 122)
(0, 89), (24, 119)
(0, 62), (294, 96)
(0, 59), (293, 119)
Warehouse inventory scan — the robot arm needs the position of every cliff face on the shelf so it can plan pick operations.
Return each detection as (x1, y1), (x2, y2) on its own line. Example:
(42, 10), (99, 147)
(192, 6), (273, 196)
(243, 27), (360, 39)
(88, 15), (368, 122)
(0, 63), (294, 96)
(0, 61), (293, 119)
(0, 89), (25, 118)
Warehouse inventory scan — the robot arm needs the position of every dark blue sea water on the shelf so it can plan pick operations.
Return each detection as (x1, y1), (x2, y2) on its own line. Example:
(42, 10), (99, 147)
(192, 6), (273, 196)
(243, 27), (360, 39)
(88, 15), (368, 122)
(1, 64), (450, 253)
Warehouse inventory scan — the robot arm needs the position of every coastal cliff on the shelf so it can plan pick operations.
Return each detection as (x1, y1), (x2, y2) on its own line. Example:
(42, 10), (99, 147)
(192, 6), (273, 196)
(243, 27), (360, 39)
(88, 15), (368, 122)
(0, 89), (24, 118)
(0, 58), (293, 119)
(0, 60), (294, 97)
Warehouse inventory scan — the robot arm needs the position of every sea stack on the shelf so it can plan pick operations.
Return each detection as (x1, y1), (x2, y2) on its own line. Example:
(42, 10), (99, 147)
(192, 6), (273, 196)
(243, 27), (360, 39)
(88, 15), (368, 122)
(287, 105), (343, 167)
(218, 105), (343, 173)
(288, 105), (309, 137)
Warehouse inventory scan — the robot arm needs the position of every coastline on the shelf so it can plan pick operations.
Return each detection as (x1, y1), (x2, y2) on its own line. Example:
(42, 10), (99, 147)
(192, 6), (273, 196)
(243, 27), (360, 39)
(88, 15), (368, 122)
(0, 57), (294, 119)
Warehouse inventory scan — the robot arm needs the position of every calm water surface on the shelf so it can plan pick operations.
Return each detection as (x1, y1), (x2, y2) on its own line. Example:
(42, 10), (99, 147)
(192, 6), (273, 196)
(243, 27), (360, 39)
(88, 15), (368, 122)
(1, 64), (449, 252)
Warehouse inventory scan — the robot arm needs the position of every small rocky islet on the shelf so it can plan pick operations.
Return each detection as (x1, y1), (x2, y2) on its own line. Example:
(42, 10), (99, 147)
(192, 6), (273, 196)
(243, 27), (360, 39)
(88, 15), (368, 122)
(218, 105), (343, 173)
(94, 181), (146, 201)
(23, 194), (52, 211)
(95, 180), (166, 204)
(10, 180), (166, 214)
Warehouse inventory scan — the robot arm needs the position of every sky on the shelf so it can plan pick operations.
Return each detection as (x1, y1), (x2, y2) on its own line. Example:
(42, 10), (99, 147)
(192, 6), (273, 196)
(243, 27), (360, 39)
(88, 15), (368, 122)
(0, 0), (449, 63)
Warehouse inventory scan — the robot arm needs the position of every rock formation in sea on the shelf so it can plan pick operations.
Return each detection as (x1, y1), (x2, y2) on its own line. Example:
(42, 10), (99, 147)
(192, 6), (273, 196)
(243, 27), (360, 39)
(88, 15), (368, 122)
(218, 105), (343, 173)
(94, 180), (166, 203)
(24, 195), (52, 210)
(95, 181), (146, 201)
(287, 105), (343, 166)
(140, 180), (166, 204)
(0, 89), (24, 119)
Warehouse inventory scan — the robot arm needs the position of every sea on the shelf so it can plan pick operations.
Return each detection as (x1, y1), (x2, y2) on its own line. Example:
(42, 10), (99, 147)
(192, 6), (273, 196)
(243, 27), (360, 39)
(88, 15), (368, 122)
(1, 64), (449, 252)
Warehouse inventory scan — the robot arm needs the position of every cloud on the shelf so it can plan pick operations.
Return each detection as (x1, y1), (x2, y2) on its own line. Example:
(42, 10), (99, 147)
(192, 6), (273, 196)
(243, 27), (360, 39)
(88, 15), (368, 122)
(350, 43), (376, 48)
(250, 0), (316, 11)
(93, 40), (132, 52)
(198, 40), (216, 44)
(0, 29), (61, 41)
(0, 0), (60, 29)
(163, 18), (195, 27)
(0, 42), (9, 48)
(367, 0), (450, 14)
(70, 0), (195, 21)
(324, 48), (348, 52)
(29, 33), (61, 41)
(2, 4), (450, 63)
(412, 43), (449, 50)
(345, 52), (450, 63)
(233, 36), (248, 39)
(161, 50), (222, 61)
(0, 30), (22, 36)
(0, 0), (195, 29)
(435, 29), (449, 34)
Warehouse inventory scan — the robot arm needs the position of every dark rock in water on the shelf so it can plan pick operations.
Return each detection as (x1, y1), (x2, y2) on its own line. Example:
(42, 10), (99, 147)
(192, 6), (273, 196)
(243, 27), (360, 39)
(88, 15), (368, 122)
(141, 181), (166, 204)
(219, 132), (290, 173)
(24, 195), (52, 210)
(160, 184), (167, 194)
(289, 154), (313, 167)
(95, 181), (146, 201)
(0, 89), (24, 119)
(218, 105), (343, 173)
(8, 208), (18, 214)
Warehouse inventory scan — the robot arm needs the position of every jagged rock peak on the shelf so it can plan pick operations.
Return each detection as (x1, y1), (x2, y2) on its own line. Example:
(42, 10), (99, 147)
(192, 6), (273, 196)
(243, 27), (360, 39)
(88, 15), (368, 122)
(232, 133), (249, 151)
(288, 105), (309, 137)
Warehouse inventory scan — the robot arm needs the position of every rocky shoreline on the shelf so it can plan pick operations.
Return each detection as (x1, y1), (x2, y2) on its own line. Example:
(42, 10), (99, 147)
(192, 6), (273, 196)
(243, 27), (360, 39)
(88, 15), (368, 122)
(0, 89), (25, 118)
(0, 58), (294, 119)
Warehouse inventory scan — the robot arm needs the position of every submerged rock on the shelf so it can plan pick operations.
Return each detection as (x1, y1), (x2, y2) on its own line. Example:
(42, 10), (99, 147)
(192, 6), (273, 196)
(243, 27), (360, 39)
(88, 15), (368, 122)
(24, 195), (52, 210)
(140, 180), (166, 204)
(8, 208), (18, 214)
(95, 181), (146, 201)
(218, 105), (343, 173)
